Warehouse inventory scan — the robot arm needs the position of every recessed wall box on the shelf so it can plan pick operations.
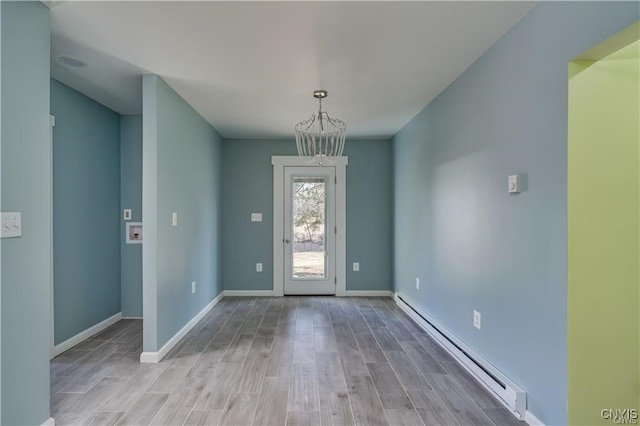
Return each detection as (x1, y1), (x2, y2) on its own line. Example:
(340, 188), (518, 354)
(126, 222), (143, 244)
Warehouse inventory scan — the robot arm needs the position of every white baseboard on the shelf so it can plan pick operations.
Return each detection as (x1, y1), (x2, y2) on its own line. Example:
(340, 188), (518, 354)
(221, 290), (392, 297)
(224, 290), (274, 297)
(122, 316), (143, 319)
(140, 292), (223, 363)
(344, 290), (393, 297)
(525, 410), (545, 426)
(42, 417), (55, 426)
(52, 312), (122, 358)
(139, 351), (160, 363)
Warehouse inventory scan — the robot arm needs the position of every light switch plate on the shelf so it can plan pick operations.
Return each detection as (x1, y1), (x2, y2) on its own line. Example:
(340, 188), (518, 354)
(123, 209), (132, 221)
(508, 174), (521, 193)
(1, 212), (22, 238)
(251, 213), (262, 222)
(172, 212), (178, 226)
(473, 310), (481, 330)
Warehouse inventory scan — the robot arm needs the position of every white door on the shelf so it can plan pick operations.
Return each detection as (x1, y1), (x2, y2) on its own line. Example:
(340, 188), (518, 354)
(284, 166), (336, 295)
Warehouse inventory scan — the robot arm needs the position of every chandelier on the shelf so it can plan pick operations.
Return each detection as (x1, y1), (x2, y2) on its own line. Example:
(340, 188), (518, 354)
(294, 90), (346, 164)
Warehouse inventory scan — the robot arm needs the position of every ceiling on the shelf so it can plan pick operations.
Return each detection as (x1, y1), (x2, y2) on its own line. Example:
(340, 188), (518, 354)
(49, 1), (534, 139)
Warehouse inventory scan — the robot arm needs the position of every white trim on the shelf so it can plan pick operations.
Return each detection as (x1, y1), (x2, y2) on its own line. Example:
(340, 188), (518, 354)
(52, 312), (122, 358)
(524, 410), (545, 426)
(139, 351), (160, 364)
(224, 290), (274, 297)
(122, 316), (144, 320)
(221, 290), (392, 297)
(272, 156), (348, 297)
(283, 166), (336, 295)
(272, 159), (284, 297)
(334, 160), (347, 297)
(41, 417), (55, 426)
(272, 156), (349, 168)
(49, 114), (55, 360)
(345, 290), (393, 297)
(394, 293), (527, 420)
(140, 291), (223, 363)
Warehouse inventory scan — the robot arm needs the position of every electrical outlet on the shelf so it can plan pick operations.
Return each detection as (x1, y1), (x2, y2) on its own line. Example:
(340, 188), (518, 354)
(416, 278), (420, 290)
(353, 262), (359, 272)
(191, 281), (196, 294)
(473, 310), (481, 330)
(256, 263), (263, 272)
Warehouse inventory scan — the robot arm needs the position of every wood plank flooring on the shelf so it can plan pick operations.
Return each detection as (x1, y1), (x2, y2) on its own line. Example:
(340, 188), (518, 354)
(51, 297), (526, 425)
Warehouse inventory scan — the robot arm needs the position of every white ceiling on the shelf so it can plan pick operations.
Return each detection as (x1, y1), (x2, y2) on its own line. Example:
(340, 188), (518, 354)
(50, 1), (534, 139)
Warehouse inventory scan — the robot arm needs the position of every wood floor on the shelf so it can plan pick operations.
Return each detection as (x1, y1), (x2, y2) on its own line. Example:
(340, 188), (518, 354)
(51, 297), (526, 425)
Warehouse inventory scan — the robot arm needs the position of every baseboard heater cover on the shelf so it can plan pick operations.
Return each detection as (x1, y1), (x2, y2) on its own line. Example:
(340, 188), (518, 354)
(395, 293), (527, 420)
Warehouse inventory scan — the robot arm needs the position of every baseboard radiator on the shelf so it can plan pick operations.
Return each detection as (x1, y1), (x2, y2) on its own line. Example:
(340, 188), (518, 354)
(395, 293), (527, 420)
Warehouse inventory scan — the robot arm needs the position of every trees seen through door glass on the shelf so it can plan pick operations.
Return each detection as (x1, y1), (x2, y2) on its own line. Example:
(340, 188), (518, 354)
(292, 177), (326, 279)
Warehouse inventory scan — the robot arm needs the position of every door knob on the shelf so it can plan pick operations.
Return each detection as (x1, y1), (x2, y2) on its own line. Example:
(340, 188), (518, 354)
(285, 239), (290, 243)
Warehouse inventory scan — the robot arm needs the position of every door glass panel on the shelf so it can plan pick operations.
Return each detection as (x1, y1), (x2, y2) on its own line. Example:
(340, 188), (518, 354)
(292, 176), (326, 279)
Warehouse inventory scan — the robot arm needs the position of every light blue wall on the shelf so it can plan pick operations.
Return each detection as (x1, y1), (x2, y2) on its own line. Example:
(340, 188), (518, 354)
(143, 75), (223, 351)
(1, 2), (51, 424)
(121, 115), (143, 317)
(222, 140), (293, 291)
(222, 139), (393, 292)
(344, 140), (393, 291)
(392, 2), (640, 424)
(51, 78), (121, 345)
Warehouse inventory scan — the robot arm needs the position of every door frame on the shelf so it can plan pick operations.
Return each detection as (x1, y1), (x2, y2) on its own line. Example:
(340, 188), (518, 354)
(272, 156), (347, 297)
(284, 166), (336, 295)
